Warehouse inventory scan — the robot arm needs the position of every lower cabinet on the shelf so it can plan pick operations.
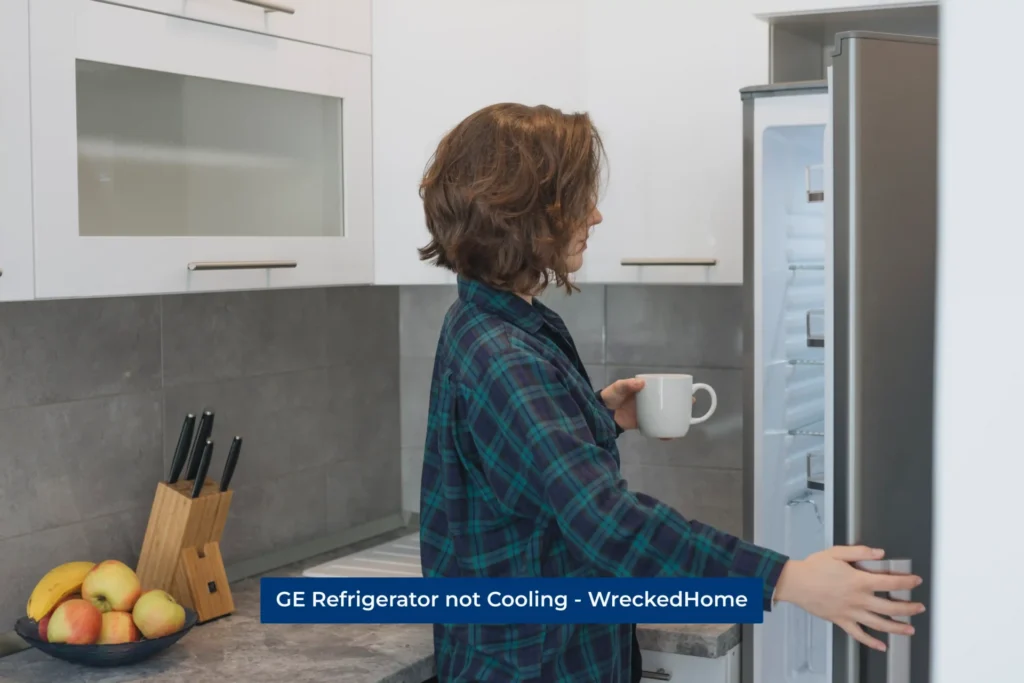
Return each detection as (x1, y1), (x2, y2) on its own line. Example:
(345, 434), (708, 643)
(640, 646), (740, 682)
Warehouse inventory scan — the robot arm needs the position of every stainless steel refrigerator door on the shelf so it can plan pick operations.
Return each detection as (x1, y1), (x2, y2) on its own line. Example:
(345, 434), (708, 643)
(830, 31), (938, 683)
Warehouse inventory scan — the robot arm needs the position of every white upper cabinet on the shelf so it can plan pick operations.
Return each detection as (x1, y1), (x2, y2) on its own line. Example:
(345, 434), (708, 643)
(372, 0), (588, 285)
(99, 0), (372, 54)
(372, 0), (768, 285)
(751, 0), (936, 17)
(28, 0), (373, 298)
(582, 0), (767, 284)
(0, 0), (34, 301)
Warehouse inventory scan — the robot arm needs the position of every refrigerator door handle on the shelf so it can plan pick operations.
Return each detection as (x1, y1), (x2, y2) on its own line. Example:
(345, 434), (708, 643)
(854, 559), (913, 683)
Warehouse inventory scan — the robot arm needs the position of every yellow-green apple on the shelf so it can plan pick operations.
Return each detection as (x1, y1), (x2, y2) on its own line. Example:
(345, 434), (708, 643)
(132, 590), (185, 639)
(81, 560), (141, 613)
(46, 599), (102, 644)
(97, 611), (140, 644)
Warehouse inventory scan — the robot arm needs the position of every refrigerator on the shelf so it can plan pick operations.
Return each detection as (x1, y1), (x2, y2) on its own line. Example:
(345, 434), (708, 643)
(740, 32), (938, 683)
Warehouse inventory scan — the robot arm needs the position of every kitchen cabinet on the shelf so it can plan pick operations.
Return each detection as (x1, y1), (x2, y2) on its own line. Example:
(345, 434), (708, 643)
(582, 0), (767, 284)
(639, 646), (739, 682)
(99, 0), (371, 54)
(751, 0), (936, 16)
(372, 0), (767, 286)
(0, 0), (35, 302)
(371, 0), (587, 286)
(28, 0), (373, 299)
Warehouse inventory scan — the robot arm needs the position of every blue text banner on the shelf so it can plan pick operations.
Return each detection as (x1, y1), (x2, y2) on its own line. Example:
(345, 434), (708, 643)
(260, 577), (765, 624)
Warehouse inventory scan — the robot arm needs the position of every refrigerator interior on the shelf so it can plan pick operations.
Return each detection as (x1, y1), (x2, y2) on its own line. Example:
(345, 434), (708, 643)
(750, 87), (831, 683)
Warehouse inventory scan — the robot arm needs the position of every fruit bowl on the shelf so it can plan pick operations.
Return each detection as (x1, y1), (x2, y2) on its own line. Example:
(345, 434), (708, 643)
(14, 608), (198, 668)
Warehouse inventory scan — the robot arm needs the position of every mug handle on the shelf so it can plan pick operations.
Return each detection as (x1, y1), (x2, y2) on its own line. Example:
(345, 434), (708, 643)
(690, 384), (718, 425)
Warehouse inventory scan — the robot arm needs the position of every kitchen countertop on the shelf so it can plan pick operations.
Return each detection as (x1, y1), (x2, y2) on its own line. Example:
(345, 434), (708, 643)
(0, 529), (740, 682)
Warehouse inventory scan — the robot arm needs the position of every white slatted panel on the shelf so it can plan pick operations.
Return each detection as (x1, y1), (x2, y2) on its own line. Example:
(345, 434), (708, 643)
(783, 199), (826, 499)
(303, 533), (422, 578)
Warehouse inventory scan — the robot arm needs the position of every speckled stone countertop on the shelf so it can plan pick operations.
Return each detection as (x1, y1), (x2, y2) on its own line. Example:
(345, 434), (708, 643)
(636, 622), (740, 659)
(0, 529), (739, 682)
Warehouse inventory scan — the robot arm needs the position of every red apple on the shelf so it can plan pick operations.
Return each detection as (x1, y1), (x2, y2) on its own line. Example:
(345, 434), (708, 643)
(46, 599), (102, 644)
(97, 611), (140, 644)
(81, 560), (141, 613)
(37, 592), (79, 641)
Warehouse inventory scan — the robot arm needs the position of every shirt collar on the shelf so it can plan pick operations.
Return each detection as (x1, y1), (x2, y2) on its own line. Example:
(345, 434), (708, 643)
(457, 276), (549, 334)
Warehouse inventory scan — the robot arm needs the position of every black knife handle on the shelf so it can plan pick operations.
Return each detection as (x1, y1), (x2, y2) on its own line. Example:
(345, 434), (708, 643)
(190, 439), (213, 498)
(220, 436), (242, 492)
(167, 414), (196, 484)
(185, 410), (214, 480)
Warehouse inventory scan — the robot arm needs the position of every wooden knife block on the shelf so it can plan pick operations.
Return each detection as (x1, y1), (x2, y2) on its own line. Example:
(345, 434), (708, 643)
(135, 479), (235, 624)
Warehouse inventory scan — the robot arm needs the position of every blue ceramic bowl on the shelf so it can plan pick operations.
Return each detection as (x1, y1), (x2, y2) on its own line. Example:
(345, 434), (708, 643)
(14, 608), (198, 667)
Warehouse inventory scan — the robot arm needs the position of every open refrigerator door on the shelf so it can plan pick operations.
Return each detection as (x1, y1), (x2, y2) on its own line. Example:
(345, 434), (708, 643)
(742, 81), (831, 683)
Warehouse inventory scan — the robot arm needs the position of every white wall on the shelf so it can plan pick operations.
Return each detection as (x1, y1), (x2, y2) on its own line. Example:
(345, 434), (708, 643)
(932, 1), (1024, 681)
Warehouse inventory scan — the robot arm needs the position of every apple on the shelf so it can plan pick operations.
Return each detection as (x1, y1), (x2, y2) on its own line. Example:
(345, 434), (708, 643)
(81, 560), (141, 613)
(97, 611), (140, 645)
(37, 592), (79, 641)
(46, 599), (102, 644)
(132, 590), (185, 639)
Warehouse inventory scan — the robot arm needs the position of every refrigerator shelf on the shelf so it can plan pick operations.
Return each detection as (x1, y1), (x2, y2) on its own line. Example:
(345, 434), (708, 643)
(788, 263), (825, 271)
(788, 358), (823, 366)
(789, 420), (825, 437)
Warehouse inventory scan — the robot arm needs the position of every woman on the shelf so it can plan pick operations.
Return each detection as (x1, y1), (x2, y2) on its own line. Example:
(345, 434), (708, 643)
(416, 103), (923, 683)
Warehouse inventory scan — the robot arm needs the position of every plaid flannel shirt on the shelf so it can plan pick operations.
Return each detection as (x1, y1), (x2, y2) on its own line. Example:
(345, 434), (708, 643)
(419, 277), (788, 682)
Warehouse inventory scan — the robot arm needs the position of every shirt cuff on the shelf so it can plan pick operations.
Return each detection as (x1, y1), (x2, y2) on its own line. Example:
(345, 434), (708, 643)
(730, 540), (789, 612)
(595, 389), (625, 438)
(760, 554), (789, 612)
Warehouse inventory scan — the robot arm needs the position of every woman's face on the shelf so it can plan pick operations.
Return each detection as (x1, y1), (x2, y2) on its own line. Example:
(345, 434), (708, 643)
(565, 205), (603, 274)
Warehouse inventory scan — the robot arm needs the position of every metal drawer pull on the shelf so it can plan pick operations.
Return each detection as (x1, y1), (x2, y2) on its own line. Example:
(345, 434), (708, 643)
(232, 0), (296, 14)
(188, 260), (297, 271)
(641, 669), (672, 681)
(620, 257), (717, 267)
(854, 559), (913, 683)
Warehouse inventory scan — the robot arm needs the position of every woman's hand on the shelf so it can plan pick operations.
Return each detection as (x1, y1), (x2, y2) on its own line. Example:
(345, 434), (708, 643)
(774, 546), (925, 652)
(600, 378), (646, 430)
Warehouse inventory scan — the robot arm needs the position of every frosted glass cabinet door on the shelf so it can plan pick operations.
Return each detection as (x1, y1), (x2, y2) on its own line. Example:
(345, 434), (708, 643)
(29, 0), (373, 298)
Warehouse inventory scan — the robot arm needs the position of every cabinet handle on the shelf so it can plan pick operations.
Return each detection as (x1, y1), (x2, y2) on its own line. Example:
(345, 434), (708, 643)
(232, 0), (296, 14)
(0, 268), (4, 278)
(188, 260), (297, 271)
(641, 670), (672, 681)
(620, 258), (717, 267)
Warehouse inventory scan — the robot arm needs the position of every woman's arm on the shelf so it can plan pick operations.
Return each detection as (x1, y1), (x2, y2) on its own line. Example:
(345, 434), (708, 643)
(460, 347), (786, 609)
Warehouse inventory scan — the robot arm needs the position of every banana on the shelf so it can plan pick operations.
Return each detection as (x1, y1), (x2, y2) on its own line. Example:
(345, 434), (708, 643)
(26, 561), (96, 621)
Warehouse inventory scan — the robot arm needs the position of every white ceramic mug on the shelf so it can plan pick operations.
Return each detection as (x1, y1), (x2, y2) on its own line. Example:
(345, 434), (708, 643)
(635, 374), (718, 439)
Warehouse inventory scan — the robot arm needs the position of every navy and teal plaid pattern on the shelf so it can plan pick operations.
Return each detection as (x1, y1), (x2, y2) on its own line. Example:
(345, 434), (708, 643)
(419, 277), (789, 682)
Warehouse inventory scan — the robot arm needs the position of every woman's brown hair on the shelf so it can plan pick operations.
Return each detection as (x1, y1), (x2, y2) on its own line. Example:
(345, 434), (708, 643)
(417, 103), (605, 294)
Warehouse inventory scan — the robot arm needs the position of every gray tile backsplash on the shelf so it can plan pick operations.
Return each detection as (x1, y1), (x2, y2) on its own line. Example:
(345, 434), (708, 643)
(398, 283), (745, 527)
(0, 296), (161, 410)
(0, 286), (401, 628)
(605, 285), (743, 369)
